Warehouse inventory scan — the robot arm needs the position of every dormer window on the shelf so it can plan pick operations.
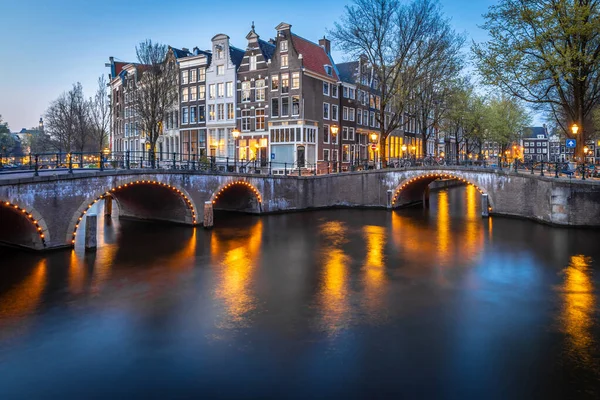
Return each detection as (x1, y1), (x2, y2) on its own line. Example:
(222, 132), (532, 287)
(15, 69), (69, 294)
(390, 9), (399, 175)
(324, 65), (333, 76)
(215, 45), (223, 60)
(280, 40), (288, 52)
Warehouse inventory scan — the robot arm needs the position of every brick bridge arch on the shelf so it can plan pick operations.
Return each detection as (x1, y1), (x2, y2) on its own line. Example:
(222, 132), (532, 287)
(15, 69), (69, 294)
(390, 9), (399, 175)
(0, 199), (50, 250)
(210, 179), (263, 214)
(66, 179), (199, 245)
(390, 170), (494, 211)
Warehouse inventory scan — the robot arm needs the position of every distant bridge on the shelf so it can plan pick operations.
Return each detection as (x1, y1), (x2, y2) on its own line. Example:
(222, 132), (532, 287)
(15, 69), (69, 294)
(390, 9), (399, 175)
(0, 166), (599, 250)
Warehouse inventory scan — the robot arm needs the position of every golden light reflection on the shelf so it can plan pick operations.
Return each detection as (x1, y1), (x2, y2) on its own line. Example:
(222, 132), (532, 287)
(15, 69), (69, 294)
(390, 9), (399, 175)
(69, 250), (86, 295)
(363, 225), (387, 316)
(212, 220), (263, 328)
(319, 220), (350, 335)
(164, 227), (197, 270)
(437, 190), (450, 265)
(0, 259), (47, 319)
(560, 255), (596, 366)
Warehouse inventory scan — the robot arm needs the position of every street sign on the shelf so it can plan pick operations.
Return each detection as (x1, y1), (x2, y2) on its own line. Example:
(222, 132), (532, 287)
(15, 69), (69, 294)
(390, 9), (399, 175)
(371, 144), (377, 150)
(271, 153), (275, 160)
(566, 139), (576, 148)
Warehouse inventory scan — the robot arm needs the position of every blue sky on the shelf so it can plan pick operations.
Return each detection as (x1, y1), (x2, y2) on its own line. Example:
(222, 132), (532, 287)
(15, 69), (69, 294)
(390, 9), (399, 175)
(0, 0), (497, 130)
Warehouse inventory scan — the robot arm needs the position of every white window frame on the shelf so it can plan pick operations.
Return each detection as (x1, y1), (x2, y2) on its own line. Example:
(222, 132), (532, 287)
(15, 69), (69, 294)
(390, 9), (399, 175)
(323, 103), (330, 120)
(323, 82), (329, 96)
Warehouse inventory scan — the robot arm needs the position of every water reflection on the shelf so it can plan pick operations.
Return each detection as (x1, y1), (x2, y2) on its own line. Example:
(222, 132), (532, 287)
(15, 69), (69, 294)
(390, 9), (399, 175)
(211, 220), (263, 328)
(0, 259), (47, 320)
(362, 225), (387, 316)
(560, 255), (596, 367)
(318, 220), (350, 335)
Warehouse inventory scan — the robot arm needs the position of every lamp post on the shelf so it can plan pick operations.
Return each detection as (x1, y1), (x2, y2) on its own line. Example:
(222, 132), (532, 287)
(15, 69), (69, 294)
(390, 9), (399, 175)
(571, 123), (579, 162)
(254, 142), (260, 171)
(370, 133), (378, 168)
(232, 128), (240, 173)
(331, 124), (340, 172)
(401, 144), (407, 161)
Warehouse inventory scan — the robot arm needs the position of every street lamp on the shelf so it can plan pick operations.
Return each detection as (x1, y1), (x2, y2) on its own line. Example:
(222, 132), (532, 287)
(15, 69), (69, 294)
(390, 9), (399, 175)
(571, 124), (579, 135)
(401, 144), (407, 160)
(369, 133), (379, 168)
(331, 124), (340, 172)
(254, 142), (260, 170)
(232, 128), (240, 172)
(411, 145), (416, 162)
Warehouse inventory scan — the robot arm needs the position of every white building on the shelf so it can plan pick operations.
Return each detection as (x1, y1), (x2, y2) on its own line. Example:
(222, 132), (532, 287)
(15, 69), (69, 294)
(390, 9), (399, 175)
(205, 34), (244, 159)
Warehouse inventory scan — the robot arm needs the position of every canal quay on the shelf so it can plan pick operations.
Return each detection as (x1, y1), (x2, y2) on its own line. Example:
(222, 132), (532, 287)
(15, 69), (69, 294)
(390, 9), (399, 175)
(1, 184), (599, 399)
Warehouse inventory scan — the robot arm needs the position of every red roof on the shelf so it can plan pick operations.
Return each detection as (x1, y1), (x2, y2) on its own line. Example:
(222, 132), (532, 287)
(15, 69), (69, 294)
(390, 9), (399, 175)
(291, 34), (338, 81)
(113, 62), (128, 77)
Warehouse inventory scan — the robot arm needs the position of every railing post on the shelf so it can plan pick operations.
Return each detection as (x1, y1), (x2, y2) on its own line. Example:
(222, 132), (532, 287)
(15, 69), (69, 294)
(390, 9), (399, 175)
(56, 153), (60, 169)
(226, 157), (229, 171)
(99, 152), (104, 171)
(540, 160), (544, 176)
(284, 162), (287, 176)
(28, 153), (32, 170)
(192, 153), (196, 170)
(68, 153), (73, 173)
(555, 162), (559, 178)
(582, 160), (586, 181)
(269, 161), (272, 175)
(126, 151), (130, 169)
(298, 163), (301, 176)
(173, 152), (176, 169)
(34, 154), (39, 176)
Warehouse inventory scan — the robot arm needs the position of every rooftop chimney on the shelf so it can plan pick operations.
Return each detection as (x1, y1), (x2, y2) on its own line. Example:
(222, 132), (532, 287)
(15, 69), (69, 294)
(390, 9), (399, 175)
(319, 36), (331, 55)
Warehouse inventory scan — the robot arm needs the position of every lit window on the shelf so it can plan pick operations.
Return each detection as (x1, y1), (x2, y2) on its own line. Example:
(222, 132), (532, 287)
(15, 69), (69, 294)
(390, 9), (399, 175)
(292, 72), (300, 89)
(249, 55), (257, 71)
(271, 75), (279, 91)
(226, 82), (234, 97)
(256, 79), (266, 101)
(217, 65), (225, 75)
(281, 54), (288, 68)
(280, 40), (288, 52)
(242, 81), (251, 102)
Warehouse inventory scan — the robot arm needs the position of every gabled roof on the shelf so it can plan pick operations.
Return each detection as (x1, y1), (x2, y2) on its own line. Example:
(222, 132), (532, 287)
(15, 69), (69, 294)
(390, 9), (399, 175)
(291, 34), (339, 81)
(111, 61), (129, 79)
(523, 127), (547, 139)
(170, 47), (193, 59)
(257, 38), (275, 60)
(229, 46), (245, 68)
(336, 61), (358, 84)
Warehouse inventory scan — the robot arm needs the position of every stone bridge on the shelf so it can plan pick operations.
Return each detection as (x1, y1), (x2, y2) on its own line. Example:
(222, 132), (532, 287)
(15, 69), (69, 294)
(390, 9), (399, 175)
(1, 166), (599, 250)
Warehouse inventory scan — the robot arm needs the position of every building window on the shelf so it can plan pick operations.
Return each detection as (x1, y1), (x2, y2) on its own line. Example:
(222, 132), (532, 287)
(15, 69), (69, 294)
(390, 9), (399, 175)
(323, 148), (330, 161)
(199, 68), (206, 81)
(331, 84), (338, 98)
(281, 54), (288, 68)
(242, 110), (251, 131)
(281, 97), (289, 116)
(349, 108), (355, 121)
(217, 83), (224, 97)
(190, 86), (197, 101)
(190, 106), (197, 123)
(364, 110), (369, 125)
(325, 65), (333, 76)
(323, 124), (330, 144)
(190, 69), (197, 83)
(349, 127), (355, 141)
(281, 74), (289, 94)
(209, 84), (216, 99)
(217, 104), (224, 120)
(271, 75), (279, 91)
(272, 98), (279, 117)
(343, 87), (348, 98)
(181, 107), (189, 124)
(256, 79), (266, 101)
(292, 96), (300, 116)
(332, 104), (338, 121)
(342, 126), (348, 140)
(199, 85), (206, 100)
(208, 105), (215, 121)
(217, 65), (225, 75)
(215, 46), (223, 59)
(323, 82), (329, 96)
(242, 81), (251, 102)
(181, 71), (188, 84)
(226, 81), (234, 97)
(323, 103), (330, 120)
(343, 107), (348, 120)
(182, 87), (189, 102)
(227, 103), (234, 120)
(249, 55), (257, 71)
(281, 40), (288, 52)
(199, 105), (205, 122)
(256, 109), (265, 130)
(357, 109), (362, 125)
(292, 72), (300, 89)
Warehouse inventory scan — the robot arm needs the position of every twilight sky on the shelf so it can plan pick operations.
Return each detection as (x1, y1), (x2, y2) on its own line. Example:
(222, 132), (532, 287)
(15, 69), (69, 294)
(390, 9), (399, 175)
(0, 0), (497, 131)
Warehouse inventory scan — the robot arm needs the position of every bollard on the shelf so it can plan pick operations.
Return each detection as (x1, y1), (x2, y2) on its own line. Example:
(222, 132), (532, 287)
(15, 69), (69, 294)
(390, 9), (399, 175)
(481, 194), (489, 217)
(104, 196), (113, 219)
(85, 213), (98, 250)
(203, 201), (213, 229)
(386, 189), (393, 209)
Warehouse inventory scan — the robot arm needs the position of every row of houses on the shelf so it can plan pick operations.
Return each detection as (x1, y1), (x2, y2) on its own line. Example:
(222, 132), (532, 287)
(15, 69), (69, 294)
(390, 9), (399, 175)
(107, 22), (428, 173)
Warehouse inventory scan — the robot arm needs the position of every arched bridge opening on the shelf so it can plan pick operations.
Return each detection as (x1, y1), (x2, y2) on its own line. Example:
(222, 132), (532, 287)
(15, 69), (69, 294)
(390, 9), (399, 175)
(212, 180), (262, 214)
(391, 172), (492, 215)
(68, 180), (198, 247)
(0, 201), (48, 250)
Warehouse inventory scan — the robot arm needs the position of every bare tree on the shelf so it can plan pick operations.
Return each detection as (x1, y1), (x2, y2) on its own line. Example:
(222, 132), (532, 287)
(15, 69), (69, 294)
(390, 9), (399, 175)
(330, 0), (460, 166)
(89, 75), (110, 151)
(45, 82), (93, 153)
(132, 39), (178, 167)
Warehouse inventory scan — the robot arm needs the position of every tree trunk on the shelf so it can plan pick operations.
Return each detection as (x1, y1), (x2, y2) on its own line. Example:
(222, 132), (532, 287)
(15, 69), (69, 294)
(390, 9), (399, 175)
(380, 126), (388, 168)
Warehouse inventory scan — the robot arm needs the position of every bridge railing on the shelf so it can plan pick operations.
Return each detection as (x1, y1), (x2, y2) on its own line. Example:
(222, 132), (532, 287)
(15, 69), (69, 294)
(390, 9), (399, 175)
(0, 151), (598, 180)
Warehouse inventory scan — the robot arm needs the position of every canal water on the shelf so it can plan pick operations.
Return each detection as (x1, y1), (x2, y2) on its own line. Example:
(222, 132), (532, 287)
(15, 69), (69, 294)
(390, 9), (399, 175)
(0, 185), (599, 399)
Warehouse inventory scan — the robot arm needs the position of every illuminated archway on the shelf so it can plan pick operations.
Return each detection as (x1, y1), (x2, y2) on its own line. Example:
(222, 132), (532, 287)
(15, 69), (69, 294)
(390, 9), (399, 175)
(67, 180), (198, 246)
(391, 172), (492, 212)
(211, 180), (262, 214)
(0, 200), (48, 249)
